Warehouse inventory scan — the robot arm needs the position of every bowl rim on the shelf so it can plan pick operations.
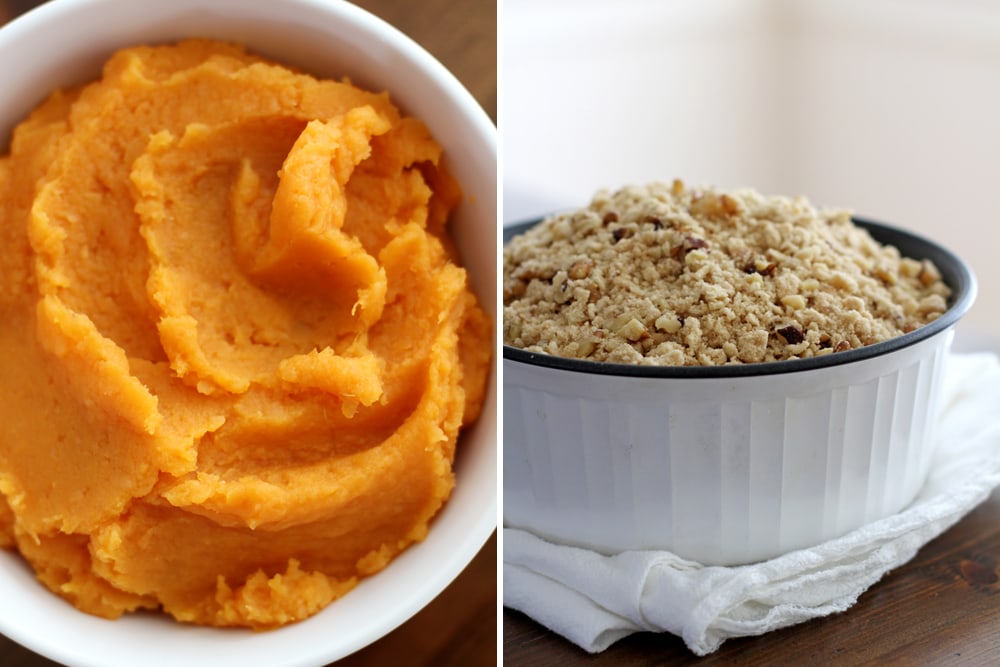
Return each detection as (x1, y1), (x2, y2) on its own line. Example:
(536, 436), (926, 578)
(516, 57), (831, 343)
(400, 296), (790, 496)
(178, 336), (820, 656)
(503, 216), (977, 378)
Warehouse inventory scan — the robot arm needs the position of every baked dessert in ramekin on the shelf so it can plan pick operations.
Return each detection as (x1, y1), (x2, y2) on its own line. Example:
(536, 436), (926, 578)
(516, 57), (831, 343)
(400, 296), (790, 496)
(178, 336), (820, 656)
(503, 182), (975, 565)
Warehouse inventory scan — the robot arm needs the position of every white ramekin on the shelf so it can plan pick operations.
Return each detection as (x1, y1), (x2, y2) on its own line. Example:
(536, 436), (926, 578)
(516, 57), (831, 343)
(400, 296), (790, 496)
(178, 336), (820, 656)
(503, 217), (976, 566)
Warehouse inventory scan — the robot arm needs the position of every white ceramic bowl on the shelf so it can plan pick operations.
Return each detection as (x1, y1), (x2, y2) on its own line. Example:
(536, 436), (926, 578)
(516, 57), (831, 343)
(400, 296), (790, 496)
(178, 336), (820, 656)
(504, 217), (975, 566)
(0, 1), (496, 666)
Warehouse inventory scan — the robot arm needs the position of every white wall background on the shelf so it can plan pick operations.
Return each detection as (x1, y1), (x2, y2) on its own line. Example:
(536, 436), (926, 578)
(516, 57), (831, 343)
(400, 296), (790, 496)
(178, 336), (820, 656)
(503, 0), (1000, 342)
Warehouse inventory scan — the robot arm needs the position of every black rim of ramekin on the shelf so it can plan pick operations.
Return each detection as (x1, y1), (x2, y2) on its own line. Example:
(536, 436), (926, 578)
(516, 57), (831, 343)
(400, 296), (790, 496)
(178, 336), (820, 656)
(502, 216), (977, 378)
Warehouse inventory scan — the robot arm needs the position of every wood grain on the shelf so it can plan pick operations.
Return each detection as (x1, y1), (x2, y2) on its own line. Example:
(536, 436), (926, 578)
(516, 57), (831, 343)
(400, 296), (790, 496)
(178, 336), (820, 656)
(356, 0), (496, 123)
(504, 486), (1000, 666)
(0, 1), (497, 665)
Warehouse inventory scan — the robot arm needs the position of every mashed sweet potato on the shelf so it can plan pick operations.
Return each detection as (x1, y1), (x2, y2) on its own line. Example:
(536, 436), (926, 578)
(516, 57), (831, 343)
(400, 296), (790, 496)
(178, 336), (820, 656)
(0, 39), (490, 628)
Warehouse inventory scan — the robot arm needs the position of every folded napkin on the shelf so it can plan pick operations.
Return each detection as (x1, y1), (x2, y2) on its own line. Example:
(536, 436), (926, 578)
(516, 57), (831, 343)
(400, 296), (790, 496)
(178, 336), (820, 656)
(503, 352), (1000, 656)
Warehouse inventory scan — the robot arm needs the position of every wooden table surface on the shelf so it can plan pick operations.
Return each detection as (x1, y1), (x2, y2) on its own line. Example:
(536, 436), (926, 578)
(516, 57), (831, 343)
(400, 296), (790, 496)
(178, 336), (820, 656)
(505, 484), (1000, 665)
(0, 1), (497, 666)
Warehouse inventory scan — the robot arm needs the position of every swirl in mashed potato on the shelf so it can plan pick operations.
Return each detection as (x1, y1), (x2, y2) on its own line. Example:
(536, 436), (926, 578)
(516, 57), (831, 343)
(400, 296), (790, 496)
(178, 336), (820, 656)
(0, 39), (490, 628)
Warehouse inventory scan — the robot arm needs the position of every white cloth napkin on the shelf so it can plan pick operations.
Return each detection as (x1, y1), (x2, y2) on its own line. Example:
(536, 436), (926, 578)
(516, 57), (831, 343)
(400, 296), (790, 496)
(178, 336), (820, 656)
(503, 352), (1000, 656)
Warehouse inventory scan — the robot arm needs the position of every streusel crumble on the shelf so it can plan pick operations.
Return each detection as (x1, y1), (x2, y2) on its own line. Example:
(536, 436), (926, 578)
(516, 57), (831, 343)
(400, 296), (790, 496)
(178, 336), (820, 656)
(503, 180), (950, 365)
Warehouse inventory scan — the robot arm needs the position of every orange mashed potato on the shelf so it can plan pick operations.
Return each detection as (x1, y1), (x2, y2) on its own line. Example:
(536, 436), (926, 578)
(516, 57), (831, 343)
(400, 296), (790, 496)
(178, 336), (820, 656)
(0, 40), (490, 628)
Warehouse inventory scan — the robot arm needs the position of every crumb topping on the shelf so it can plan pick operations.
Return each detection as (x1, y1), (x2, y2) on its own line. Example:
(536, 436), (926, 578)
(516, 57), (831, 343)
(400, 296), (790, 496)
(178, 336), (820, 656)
(503, 180), (951, 366)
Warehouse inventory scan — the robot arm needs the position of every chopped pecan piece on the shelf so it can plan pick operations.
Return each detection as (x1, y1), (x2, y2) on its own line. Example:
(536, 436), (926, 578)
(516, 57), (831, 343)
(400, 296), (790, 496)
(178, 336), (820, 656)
(743, 258), (777, 276)
(567, 260), (593, 280)
(683, 236), (708, 251)
(776, 325), (805, 345)
(611, 227), (634, 243)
